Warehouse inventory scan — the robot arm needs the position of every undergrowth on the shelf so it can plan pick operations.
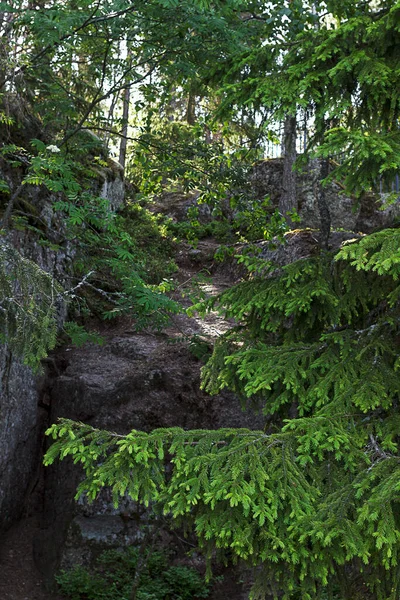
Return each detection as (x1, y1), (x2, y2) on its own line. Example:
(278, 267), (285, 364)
(69, 202), (180, 327)
(164, 196), (289, 245)
(56, 546), (210, 600)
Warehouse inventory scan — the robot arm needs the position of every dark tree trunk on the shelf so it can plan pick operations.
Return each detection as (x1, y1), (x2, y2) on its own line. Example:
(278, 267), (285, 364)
(118, 84), (130, 171)
(317, 158), (331, 249)
(186, 91), (196, 125)
(167, 87), (179, 122)
(118, 46), (132, 171)
(280, 114), (297, 223)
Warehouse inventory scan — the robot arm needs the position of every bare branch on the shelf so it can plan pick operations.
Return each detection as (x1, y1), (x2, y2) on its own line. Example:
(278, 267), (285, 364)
(0, 183), (24, 229)
(60, 56), (165, 146)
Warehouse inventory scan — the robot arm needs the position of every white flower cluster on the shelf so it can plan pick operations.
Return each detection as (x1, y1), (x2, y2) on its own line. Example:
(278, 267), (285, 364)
(46, 145), (61, 153)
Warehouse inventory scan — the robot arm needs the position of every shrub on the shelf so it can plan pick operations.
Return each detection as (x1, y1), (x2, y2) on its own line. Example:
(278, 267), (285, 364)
(56, 547), (210, 600)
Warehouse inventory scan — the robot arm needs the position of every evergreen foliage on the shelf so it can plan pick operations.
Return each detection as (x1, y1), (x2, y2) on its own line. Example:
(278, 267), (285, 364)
(1, 0), (400, 598)
(213, 0), (400, 192)
(44, 227), (400, 598)
(0, 239), (60, 368)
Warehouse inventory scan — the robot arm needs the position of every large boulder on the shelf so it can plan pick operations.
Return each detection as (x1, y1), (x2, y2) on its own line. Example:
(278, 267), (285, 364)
(0, 153), (124, 532)
(0, 347), (45, 529)
(250, 158), (400, 233)
(0, 234), (71, 530)
(152, 190), (213, 224)
(96, 157), (125, 212)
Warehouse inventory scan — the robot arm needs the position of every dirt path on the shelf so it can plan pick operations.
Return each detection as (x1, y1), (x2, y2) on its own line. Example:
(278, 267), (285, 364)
(165, 237), (238, 339)
(0, 238), (243, 600)
(0, 517), (64, 600)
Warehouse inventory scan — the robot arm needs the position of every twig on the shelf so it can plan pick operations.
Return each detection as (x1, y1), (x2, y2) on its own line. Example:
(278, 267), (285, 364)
(0, 183), (24, 229)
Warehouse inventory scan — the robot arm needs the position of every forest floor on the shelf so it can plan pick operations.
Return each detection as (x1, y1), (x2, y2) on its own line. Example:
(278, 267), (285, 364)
(0, 237), (251, 600)
(0, 517), (64, 600)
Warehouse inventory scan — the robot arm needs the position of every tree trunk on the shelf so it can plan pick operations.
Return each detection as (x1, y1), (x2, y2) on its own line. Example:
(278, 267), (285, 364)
(166, 87), (179, 122)
(186, 91), (196, 125)
(104, 90), (121, 151)
(280, 114), (297, 223)
(317, 158), (331, 249)
(118, 84), (130, 171)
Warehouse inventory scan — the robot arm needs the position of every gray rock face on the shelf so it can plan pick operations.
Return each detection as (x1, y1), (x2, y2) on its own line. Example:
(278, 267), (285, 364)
(98, 158), (125, 212)
(60, 513), (144, 571)
(256, 229), (361, 267)
(152, 190), (213, 224)
(35, 332), (266, 577)
(251, 158), (400, 233)
(51, 334), (263, 431)
(298, 160), (358, 230)
(0, 159), (124, 532)
(0, 347), (44, 528)
(0, 232), (71, 530)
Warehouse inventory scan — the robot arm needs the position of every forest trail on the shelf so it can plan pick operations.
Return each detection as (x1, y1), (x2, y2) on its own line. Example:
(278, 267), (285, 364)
(0, 236), (245, 600)
(167, 237), (237, 338)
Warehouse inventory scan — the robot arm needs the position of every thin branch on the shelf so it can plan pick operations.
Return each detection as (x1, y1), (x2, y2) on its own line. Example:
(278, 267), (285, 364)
(0, 183), (24, 229)
(60, 57), (164, 146)
(62, 270), (96, 297)
(0, 0), (107, 88)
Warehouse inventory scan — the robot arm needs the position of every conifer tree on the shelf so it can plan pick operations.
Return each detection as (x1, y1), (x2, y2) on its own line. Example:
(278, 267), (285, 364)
(2, 0), (400, 598)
